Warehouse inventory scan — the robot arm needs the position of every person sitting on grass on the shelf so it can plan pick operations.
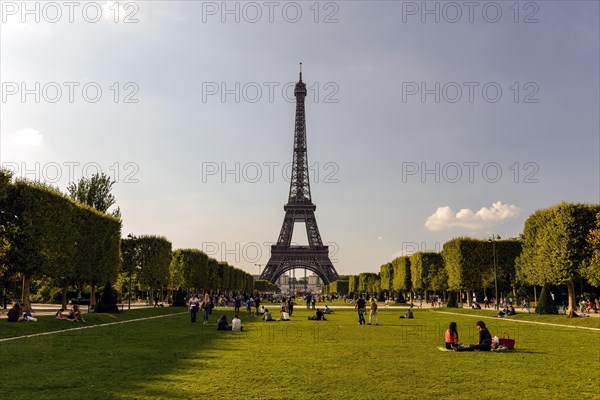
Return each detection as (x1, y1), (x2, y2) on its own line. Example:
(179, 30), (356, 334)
(67, 305), (85, 322)
(217, 315), (232, 330)
(324, 305), (333, 314)
(7, 302), (25, 322)
(278, 309), (290, 321)
(444, 322), (459, 350)
(262, 309), (274, 321)
(55, 308), (75, 321)
(586, 299), (594, 313)
(400, 309), (414, 319)
(507, 305), (516, 315)
(455, 321), (492, 352)
(308, 308), (326, 321)
(232, 314), (242, 331)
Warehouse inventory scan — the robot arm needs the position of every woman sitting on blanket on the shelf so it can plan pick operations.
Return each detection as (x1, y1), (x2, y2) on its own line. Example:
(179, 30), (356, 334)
(444, 322), (459, 350)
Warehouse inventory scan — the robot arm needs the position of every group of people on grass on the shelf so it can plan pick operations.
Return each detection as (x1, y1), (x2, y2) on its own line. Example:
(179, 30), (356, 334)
(188, 293), (298, 329)
(261, 307), (291, 321)
(354, 295), (415, 325)
(355, 294), (377, 325)
(496, 305), (516, 317)
(7, 302), (37, 322)
(189, 294), (212, 325)
(217, 314), (242, 331)
(579, 298), (600, 314)
(444, 320), (501, 352)
(55, 305), (85, 322)
(6, 302), (86, 323)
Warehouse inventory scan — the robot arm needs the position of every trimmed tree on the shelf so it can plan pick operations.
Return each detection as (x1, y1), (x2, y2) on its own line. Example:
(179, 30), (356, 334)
(516, 203), (600, 315)
(535, 283), (558, 314)
(348, 275), (359, 296)
(446, 291), (458, 308)
(442, 238), (488, 306)
(96, 281), (119, 313)
(358, 272), (379, 295)
(410, 252), (444, 301)
(379, 263), (394, 297)
(582, 211), (600, 286)
(172, 287), (187, 307)
(329, 280), (349, 295)
(136, 236), (172, 301)
(2, 180), (120, 311)
(392, 256), (411, 301)
(254, 280), (277, 292)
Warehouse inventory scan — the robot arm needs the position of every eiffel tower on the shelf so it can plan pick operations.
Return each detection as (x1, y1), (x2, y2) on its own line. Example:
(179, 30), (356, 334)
(260, 65), (339, 285)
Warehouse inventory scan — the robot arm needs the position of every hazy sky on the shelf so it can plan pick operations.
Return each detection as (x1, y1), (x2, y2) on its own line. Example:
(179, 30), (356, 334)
(1, 1), (598, 276)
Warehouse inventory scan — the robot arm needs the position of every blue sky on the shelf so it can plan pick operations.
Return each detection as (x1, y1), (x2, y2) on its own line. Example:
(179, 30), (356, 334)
(1, 1), (598, 276)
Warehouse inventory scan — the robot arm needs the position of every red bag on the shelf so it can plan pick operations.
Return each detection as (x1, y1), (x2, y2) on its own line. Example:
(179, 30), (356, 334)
(498, 332), (515, 349)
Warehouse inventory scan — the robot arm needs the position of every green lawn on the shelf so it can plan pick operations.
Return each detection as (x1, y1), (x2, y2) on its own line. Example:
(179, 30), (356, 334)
(1, 307), (598, 399)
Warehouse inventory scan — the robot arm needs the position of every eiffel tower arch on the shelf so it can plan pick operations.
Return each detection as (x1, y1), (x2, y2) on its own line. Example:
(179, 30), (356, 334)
(260, 65), (339, 285)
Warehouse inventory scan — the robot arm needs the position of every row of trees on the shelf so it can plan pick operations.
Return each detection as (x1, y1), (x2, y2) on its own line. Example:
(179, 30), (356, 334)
(323, 203), (600, 314)
(0, 176), (121, 311)
(0, 171), (254, 310)
(169, 248), (254, 294)
(516, 203), (600, 313)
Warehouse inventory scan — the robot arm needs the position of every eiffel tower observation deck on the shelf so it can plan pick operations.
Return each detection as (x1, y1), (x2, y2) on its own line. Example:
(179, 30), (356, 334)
(259, 64), (339, 285)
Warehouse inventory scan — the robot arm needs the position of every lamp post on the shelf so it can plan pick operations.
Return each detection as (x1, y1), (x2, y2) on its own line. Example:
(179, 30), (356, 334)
(489, 234), (501, 310)
(255, 263), (263, 276)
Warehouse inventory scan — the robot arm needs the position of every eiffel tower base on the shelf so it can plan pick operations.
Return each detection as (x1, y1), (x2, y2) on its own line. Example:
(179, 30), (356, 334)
(260, 245), (339, 285)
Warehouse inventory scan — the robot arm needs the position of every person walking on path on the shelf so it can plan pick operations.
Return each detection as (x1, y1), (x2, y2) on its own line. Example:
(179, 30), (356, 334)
(368, 297), (379, 325)
(202, 294), (211, 324)
(189, 294), (200, 323)
(234, 296), (241, 315)
(287, 297), (294, 316)
(355, 295), (367, 325)
(254, 296), (261, 316)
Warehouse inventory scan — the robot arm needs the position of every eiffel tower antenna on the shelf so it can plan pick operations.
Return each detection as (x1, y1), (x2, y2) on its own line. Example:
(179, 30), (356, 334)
(260, 66), (339, 286)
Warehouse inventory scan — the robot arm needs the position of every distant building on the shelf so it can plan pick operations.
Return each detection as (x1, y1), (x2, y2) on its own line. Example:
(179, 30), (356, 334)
(276, 272), (322, 294)
(253, 272), (323, 294)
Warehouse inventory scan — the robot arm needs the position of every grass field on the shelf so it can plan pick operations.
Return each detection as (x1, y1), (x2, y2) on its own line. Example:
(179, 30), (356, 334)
(1, 307), (598, 400)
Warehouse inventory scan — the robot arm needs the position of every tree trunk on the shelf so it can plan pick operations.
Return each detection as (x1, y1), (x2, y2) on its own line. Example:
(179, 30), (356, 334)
(566, 279), (576, 315)
(61, 283), (68, 309)
(21, 274), (32, 312)
(90, 284), (97, 307)
(467, 290), (473, 307)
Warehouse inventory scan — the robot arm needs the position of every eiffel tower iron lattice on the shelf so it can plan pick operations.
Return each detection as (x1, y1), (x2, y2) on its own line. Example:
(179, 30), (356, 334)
(259, 65), (339, 285)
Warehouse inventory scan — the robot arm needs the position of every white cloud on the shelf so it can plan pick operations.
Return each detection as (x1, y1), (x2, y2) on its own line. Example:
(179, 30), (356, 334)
(2, 128), (43, 147)
(425, 201), (521, 231)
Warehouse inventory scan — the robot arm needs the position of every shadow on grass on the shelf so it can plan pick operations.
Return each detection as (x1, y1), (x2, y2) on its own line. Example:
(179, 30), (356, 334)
(1, 308), (330, 399)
